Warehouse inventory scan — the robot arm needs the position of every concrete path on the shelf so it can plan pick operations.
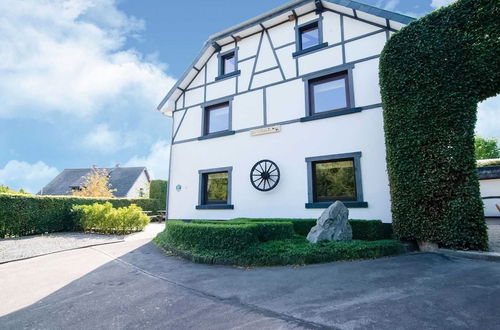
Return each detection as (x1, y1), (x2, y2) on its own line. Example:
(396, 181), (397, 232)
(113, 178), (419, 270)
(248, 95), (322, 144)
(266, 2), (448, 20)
(1, 233), (499, 329)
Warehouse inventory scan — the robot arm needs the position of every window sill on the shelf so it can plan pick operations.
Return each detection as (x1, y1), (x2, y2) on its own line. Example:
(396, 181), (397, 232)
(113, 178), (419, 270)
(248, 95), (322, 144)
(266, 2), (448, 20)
(215, 70), (241, 81)
(292, 42), (328, 58)
(196, 204), (234, 210)
(300, 107), (362, 122)
(198, 130), (235, 140)
(305, 201), (368, 209)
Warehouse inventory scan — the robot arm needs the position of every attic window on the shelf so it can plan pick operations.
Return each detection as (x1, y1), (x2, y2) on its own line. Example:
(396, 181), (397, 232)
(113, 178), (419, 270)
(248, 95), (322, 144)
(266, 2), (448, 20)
(293, 18), (328, 57)
(216, 48), (240, 80)
(299, 22), (319, 50)
(222, 52), (235, 74)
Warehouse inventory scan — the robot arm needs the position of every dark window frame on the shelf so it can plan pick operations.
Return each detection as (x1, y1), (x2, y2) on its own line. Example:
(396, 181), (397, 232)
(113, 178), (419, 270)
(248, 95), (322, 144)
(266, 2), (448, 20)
(299, 22), (320, 50)
(308, 71), (351, 115)
(293, 17), (328, 57)
(302, 64), (356, 120)
(305, 152), (367, 208)
(216, 47), (240, 81)
(197, 167), (233, 209)
(312, 158), (357, 203)
(200, 97), (233, 138)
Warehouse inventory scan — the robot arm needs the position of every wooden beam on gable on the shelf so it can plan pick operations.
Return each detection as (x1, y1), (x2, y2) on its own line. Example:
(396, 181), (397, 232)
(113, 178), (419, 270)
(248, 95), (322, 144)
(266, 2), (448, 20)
(212, 42), (221, 52)
(315, 0), (325, 14)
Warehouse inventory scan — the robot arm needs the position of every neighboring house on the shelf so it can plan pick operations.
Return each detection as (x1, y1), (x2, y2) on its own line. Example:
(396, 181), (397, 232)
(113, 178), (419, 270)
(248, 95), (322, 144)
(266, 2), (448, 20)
(477, 160), (500, 218)
(157, 0), (414, 222)
(39, 166), (151, 198)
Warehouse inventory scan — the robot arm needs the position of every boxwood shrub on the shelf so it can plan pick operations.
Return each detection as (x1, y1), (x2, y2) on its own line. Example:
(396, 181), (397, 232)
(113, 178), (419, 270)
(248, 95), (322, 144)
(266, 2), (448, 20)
(154, 232), (403, 267)
(379, 0), (496, 250)
(164, 221), (259, 251)
(0, 194), (161, 238)
(230, 218), (392, 240)
(72, 202), (150, 234)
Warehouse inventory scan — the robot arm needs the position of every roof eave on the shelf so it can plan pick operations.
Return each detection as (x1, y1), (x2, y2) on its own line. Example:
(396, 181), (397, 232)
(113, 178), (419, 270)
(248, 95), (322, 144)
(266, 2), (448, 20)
(157, 0), (416, 115)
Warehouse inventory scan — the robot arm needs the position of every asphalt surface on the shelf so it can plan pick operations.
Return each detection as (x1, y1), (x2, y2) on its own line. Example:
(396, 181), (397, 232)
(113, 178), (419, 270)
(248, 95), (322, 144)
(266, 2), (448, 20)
(1, 236), (499, 330)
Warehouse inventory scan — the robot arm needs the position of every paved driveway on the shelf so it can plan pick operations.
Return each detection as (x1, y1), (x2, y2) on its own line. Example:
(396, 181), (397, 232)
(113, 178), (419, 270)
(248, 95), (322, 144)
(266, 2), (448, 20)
(1, 237), (499, 330)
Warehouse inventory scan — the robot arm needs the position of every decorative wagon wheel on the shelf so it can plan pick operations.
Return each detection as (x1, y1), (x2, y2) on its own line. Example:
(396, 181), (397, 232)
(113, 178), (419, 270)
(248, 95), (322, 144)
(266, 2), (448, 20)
(250, 160), (280, 192)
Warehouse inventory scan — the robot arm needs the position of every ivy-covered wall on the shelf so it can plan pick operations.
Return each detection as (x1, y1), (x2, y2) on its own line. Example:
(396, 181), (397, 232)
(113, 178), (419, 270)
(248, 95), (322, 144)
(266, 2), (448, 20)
(379, 0), (499, 250)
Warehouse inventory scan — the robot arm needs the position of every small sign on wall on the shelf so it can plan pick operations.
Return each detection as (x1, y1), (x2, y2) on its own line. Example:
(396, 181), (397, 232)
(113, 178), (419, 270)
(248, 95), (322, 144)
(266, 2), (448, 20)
(250, 125), (281, 136)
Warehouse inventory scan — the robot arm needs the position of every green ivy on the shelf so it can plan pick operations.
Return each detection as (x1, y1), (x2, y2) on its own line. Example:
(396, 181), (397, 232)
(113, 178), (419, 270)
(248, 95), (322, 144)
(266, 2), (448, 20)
(379, 0), (499, 250)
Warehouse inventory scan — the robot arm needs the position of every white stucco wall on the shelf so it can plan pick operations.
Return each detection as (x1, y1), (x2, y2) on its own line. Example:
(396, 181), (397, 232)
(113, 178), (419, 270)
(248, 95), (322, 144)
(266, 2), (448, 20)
(168, 7), (398, 222)
(126, 171), (150, 198)
(480, 179), (500, 217)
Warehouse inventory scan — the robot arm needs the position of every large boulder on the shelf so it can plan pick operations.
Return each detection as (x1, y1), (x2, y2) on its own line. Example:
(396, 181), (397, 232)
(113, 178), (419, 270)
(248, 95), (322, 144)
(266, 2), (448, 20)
(307, 201), (352, 243)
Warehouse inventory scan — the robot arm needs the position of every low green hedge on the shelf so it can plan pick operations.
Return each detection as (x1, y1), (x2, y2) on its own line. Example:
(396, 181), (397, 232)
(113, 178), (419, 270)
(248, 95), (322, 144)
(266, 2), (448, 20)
(192, 220), (295, 242)
(232, 218), (316, 236)
(154, 233), (402, 267)
(72, 202), (150, 234)
(0, 194), (161, 238)
(230, 218), (393, 240)
(165, 221), (259, 251)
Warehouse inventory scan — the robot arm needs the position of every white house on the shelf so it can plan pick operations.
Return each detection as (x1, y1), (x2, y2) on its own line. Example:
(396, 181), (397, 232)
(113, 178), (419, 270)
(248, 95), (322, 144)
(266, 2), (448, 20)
(158, 0), (414, 222)
(477, 161), (500, 218)
(39, 166), (151, 198)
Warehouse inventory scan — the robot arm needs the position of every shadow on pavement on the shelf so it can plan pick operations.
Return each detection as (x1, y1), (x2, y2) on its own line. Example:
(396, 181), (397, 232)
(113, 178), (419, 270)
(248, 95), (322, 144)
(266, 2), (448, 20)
(1, 240), (500, 330)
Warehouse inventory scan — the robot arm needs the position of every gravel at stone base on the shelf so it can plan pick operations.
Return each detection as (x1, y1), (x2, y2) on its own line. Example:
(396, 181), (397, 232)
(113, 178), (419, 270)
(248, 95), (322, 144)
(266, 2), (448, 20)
(0, 232), (124, 263)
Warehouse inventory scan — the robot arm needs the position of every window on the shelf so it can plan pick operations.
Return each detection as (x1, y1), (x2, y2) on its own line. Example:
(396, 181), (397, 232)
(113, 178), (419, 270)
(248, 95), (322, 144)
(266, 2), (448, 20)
(305, 152), (366, 208)
(313, 159), (356, 202)
(204, 102), (230, 135)
(202, 172), (228, 204)
(293, 18), (327, 57)
(309, 71), (350, 114)
(299, 22), (319, 50)
(222, 52), (235, 75)
(197, 167), (233, 209)
(216, 48), (240, 80)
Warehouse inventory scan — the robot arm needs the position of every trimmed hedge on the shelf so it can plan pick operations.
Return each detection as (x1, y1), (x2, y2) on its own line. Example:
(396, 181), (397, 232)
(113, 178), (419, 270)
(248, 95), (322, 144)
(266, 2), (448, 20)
(230, 218), (393, 240)
(177, 220), (294, 247)
(149, 180), (167, 210)
(164, 221), (259, 251)
(379, 0), (497, 250)
(0, 194), (161, 238)
(232, 218), (316, 237)
(154, 233), (403, 267)
(73, 202), (150, 234)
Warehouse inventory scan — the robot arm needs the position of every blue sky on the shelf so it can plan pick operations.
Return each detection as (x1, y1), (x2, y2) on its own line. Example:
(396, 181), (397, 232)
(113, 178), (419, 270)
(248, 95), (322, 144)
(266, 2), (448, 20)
(0, 0), (497, 193)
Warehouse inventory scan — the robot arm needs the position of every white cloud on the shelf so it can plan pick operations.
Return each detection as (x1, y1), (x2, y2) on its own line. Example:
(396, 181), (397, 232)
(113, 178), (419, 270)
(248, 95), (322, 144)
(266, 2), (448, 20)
(82, 123), (122, 153)
(0, 160), (59, 193)
(384, 0), (400, 11)
(476, 95), (500, 141)
(125, 140), (170, 180)
(430, 0), (457, 9)
(0, 0), (175, 119)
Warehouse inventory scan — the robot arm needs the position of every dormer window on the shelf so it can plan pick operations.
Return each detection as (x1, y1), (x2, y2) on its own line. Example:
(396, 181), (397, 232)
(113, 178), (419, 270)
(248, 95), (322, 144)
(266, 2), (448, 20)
(299, 22), (319, 50)
(293, 18), (328, 57)
(216, 48), (240, 81)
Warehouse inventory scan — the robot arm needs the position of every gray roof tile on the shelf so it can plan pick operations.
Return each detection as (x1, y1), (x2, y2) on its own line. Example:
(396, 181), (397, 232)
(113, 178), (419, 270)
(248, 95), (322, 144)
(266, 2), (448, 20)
(39, 167), (149, 197)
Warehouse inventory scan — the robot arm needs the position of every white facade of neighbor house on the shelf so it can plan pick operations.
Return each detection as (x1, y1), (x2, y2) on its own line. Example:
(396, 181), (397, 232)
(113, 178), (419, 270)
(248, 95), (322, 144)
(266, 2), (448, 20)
(481, 179), (500, 217)
(158, 0), (414, 222)
(126, 170), (151, 198)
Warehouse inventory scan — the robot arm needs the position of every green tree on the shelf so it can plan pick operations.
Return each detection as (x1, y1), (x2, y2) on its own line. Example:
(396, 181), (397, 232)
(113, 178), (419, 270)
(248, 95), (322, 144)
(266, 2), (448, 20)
(475, 136), (500, 160)
(0, 185), (30, 195)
